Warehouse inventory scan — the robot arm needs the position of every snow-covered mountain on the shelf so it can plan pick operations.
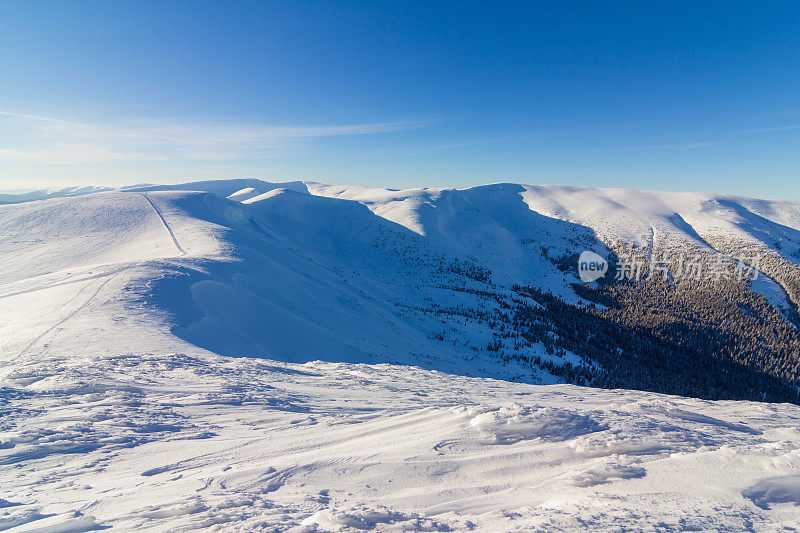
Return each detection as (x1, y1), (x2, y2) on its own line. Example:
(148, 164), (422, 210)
(3, 179), (800, 531)
(5, 179), (799, 392)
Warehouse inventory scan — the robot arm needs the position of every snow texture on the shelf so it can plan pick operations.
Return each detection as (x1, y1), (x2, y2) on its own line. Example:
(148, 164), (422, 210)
(3, 179), (800, 531)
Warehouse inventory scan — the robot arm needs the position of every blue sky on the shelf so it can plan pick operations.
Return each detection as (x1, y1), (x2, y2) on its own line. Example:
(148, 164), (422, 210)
(1, 1), (799, 198)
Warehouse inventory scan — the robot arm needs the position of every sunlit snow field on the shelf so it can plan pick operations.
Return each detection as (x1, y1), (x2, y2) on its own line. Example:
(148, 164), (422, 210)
(5, 353), (800, 531)
(3, 181), (800, 531)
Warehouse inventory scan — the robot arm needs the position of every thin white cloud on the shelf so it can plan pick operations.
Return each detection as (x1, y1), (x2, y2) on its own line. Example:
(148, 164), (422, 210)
(0, 110), (420, 164)
(738, 124), (800, 134)
(534, 141), (716, 155)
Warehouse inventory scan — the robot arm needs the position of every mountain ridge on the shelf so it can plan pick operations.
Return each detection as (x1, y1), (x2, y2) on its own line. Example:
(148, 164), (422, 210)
(2, 179), (799, 401)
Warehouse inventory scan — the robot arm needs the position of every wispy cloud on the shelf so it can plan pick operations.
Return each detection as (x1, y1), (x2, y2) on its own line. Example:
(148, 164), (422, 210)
(737, 124), (800, 134)
(0, 110), (421, 164)
(533, 141), (716, 155)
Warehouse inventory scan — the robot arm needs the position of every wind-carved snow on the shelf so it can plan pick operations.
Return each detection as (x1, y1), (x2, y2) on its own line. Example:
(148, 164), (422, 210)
(743, 476), (800, 510)
(3, 354), (800, 531)
(467, 404), (603, 444)
(3, 179), (800, 531)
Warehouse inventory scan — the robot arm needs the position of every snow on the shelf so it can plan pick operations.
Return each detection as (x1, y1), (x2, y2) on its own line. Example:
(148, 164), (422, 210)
(750, 274), (796, 319)
(743, 476), (800, 510)
(3, 179), (800, 531)
(467, 404), (602, 444)
(516, 185), (800, 258)
(4, 353), (800, 531)
(0, 186), (118, 205)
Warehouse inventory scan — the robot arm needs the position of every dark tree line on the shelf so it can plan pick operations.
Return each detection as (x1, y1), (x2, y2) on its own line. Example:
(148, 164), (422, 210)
(510, 244), (800, 403)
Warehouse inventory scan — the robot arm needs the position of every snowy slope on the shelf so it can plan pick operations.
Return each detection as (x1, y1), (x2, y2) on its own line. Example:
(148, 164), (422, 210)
(3, 352), (800, 531)
(1, 186), (557, 380)
(3, 180), (800, 531)
(3, 179), (799, 379)
(0, 185), (118, 205)
(310, 182), (800, 258)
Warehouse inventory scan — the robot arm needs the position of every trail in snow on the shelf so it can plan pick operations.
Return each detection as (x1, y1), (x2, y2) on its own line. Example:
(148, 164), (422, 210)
(15, 275), (116, 359)
(0, 265), (131, 300)
(140, 193), (187, 255)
